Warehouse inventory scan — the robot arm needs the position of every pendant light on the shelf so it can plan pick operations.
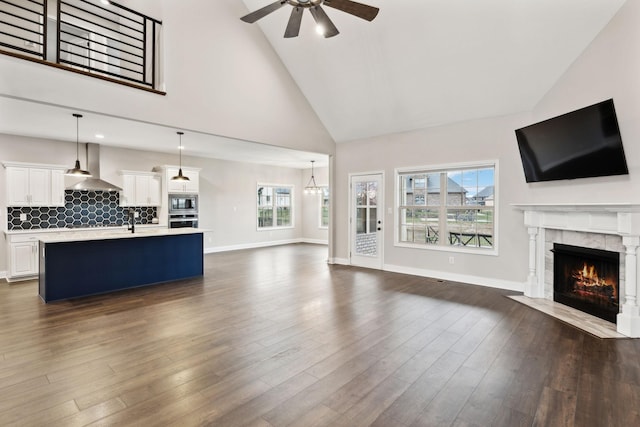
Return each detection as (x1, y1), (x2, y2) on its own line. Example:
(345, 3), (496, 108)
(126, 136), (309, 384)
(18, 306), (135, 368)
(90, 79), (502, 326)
(171, 131), (190, 181)
(65, 113), (92, 176)
(304, 160), (321, 194)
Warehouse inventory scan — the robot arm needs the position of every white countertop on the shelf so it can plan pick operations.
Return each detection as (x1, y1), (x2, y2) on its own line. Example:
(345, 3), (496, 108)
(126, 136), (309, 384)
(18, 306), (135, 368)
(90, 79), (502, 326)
(3, 224), (166, 235)
(38, 227), (205, 243)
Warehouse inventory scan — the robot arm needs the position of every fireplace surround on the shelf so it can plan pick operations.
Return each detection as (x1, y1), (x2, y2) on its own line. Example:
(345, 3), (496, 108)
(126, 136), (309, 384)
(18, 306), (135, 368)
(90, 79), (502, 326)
(513, 203), (640, 338)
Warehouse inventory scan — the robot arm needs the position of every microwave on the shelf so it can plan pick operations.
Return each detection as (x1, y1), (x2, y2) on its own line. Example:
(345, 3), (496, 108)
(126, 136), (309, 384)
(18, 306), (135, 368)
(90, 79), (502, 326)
(169, 194), (198, 214)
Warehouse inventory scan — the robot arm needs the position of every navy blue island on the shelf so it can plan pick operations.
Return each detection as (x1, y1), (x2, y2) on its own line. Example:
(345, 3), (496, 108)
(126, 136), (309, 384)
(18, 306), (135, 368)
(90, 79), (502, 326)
(38, 228), (204, 302)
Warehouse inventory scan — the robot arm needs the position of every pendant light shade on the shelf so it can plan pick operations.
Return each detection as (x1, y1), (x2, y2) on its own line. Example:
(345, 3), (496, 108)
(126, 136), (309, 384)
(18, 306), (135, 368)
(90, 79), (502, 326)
(65, 113), (92, 177)
(171, 131), (190, 181)
(304, 160), (321, 194)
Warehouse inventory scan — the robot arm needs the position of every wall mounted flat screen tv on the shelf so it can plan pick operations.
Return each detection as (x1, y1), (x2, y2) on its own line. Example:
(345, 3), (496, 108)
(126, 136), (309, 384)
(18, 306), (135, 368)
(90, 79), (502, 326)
(515, 99), (628, 183)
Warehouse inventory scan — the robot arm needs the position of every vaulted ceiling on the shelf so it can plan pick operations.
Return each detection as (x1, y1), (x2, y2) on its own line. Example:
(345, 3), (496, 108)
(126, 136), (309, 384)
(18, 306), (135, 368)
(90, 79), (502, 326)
(0, 0), (628, 166)
(242, 0), (626, 142)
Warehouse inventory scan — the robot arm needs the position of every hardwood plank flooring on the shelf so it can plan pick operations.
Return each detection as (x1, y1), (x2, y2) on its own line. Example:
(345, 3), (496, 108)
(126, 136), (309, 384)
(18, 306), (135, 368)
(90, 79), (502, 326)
(0, 243), (639, 426)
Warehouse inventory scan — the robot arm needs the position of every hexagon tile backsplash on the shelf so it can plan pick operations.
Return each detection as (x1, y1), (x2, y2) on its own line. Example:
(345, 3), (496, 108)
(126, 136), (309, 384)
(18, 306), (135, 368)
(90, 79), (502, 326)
(7, 190), (158, 230)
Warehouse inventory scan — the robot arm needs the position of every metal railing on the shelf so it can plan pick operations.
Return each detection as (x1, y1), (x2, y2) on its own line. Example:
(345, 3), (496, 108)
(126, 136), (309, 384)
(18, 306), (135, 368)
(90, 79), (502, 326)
(0, 0), (162, 90)
(0, 0), (47, 58)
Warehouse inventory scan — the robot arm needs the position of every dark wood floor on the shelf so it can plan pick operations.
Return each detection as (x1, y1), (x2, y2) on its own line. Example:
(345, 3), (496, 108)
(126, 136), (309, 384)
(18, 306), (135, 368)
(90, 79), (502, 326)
(0, 244), (638, 426)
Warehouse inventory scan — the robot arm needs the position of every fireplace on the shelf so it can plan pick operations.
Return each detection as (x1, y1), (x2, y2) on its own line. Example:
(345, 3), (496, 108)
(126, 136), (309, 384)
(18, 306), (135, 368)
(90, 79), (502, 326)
(553, 243), (620, 323)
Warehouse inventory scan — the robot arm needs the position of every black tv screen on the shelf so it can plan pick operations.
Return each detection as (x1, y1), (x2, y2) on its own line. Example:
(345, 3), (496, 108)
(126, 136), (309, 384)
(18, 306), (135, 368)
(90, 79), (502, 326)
(515, 99), (628, 183)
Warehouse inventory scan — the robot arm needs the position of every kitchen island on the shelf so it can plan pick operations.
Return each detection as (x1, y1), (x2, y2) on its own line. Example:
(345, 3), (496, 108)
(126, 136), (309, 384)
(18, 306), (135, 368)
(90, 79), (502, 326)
(38, 228), (204, 302)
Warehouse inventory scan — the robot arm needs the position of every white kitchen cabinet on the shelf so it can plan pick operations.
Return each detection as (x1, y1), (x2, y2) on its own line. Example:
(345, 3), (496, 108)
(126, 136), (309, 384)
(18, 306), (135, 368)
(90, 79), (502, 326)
(119, 171), (162, 206)
(3, 162), (66, 207)
(165, 167), (199, 193)
(50, 169), (66, 206)
(148, 174), (162, 205)
(7, 234), (40, 281)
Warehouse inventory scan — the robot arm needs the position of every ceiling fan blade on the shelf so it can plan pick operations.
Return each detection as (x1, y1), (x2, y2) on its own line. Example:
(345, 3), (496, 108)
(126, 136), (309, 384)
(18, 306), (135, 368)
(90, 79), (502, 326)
(284, 7), (303, 38)
(310, 6), (339, 38)
(323, 0), (379, 22)
(240, 0), (287, 23)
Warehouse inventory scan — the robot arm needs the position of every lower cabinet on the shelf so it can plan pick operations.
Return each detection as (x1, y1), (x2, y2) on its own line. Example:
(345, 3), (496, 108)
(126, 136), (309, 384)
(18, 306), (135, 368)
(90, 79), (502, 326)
(7, 234), (39, 281)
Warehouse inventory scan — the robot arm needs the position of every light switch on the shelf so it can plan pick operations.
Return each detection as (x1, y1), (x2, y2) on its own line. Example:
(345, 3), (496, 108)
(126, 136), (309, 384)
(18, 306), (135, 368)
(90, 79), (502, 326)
(134, 211), (140, 218)
(20, 213), (27, 221)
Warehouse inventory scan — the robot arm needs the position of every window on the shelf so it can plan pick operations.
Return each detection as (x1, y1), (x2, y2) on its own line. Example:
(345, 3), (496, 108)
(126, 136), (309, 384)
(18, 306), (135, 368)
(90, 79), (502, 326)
(257, 185), (293, 229)
(397, 163), (496, 252)
(320, 187), (329, 228)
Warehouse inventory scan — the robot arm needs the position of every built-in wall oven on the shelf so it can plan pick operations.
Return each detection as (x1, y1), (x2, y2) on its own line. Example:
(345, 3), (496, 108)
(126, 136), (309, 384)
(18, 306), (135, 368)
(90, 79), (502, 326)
(169, 214), (198, 228)
(169, 194), (198, 228)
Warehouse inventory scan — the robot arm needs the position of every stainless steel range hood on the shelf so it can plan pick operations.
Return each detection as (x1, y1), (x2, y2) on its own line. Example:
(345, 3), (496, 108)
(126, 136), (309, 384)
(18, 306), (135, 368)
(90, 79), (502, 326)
(66, 143), (122, 192)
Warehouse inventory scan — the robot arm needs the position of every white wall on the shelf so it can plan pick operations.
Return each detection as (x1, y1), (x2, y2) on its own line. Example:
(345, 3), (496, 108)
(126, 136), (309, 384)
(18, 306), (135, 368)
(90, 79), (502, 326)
(0, 134), (326, 275)
(334, 113), (531, 290)
(523, 0), (640, 204)
(333, 0), (640, 291)
(0, 0), (335, 156)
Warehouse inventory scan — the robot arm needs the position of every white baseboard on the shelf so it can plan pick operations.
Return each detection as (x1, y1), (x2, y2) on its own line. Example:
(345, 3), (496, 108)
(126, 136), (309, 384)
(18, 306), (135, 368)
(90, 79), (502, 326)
(300, 239), (329, 245)
(0, 270), (6, 281)
(204, 238), (326, 254)
(383, 263), (525, 292)
(329, 257), (350, 265)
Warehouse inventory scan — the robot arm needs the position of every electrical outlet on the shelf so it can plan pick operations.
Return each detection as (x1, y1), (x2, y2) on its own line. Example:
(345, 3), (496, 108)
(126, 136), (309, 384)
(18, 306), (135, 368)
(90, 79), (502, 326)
(448, 256), (455, 264)
(20, 213), (27, 221)
(134, 211), (139, 218)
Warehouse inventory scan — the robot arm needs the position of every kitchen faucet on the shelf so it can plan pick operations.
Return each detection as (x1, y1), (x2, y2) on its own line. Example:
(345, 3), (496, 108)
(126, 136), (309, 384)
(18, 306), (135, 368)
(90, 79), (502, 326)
(127, 208), (135, 233)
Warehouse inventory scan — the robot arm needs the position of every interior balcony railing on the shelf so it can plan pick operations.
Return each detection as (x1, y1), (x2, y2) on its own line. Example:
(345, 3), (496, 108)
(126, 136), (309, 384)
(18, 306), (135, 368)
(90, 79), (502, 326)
(0, 0), (163, 93)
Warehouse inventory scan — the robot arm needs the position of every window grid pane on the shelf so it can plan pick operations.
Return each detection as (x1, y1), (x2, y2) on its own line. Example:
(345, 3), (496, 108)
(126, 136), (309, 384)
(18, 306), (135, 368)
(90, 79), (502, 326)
(398, 166), (495, 250)
(258, 185), (293, 229)
(321, 187), (329, 227)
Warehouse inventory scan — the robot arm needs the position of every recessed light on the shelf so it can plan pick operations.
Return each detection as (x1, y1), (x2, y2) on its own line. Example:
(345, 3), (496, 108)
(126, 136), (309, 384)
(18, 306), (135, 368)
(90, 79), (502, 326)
(95, 134), (105, 139)
(316, 25), (325, 36)
(100, 0), (110, 5)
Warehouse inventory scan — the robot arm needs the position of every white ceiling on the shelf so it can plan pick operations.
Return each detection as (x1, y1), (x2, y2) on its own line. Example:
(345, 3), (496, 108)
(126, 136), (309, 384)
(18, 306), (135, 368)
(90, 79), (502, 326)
(0, 95), (328, 168)
(0, 0), (627, 167)
(243, 0), (626, 142)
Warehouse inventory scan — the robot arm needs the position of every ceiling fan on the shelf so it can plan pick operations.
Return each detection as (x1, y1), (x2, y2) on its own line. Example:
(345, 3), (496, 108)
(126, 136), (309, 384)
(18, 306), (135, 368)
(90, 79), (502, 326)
(240, 0), (379, 38)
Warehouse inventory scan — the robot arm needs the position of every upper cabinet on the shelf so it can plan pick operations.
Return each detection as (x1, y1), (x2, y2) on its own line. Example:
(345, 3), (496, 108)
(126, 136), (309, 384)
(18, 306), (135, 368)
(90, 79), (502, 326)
(118, 171), (162, 206)
(3, 162), (66, 207)
(163, 167), (200, 194)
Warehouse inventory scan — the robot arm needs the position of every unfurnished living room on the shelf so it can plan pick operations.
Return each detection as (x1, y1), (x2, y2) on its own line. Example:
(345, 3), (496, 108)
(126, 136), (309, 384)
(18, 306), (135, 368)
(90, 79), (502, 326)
(0, 0), (639, 426)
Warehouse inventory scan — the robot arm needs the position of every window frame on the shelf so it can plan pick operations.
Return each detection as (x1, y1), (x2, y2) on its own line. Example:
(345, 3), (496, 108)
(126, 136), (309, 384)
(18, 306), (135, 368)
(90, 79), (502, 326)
(256, 183), (295, 231)
(394, 160), (498, 256)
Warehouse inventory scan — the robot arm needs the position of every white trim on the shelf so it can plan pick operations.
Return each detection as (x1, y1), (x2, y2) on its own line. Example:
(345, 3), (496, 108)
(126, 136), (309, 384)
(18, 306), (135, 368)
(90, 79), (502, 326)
(383, 263), (525, 292)
(2, 161), (66, 170)
(205, 238), (302, 254)
(301, 238), (328, 245)
(395, 159), (498, 175)
(330, 257), (350, 265)
(0, 270), (6, 280)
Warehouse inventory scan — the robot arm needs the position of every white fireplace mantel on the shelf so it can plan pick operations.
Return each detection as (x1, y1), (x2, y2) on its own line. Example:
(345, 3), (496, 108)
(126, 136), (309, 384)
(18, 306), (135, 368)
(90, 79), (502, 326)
(513, 203), (640, 338)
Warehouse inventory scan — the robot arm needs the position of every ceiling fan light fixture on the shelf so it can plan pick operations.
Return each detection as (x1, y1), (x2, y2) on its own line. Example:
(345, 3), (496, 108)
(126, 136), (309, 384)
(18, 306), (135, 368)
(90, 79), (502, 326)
(65, 113), (92, 177)
(171, 131), (190, 181)
(241, 0), (379, 38)
(304, 160), (322, 194)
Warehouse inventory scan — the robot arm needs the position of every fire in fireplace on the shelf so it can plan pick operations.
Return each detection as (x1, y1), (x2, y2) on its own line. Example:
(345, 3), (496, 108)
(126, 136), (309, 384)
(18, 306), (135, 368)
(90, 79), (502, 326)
(552, 243), (620, 323)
